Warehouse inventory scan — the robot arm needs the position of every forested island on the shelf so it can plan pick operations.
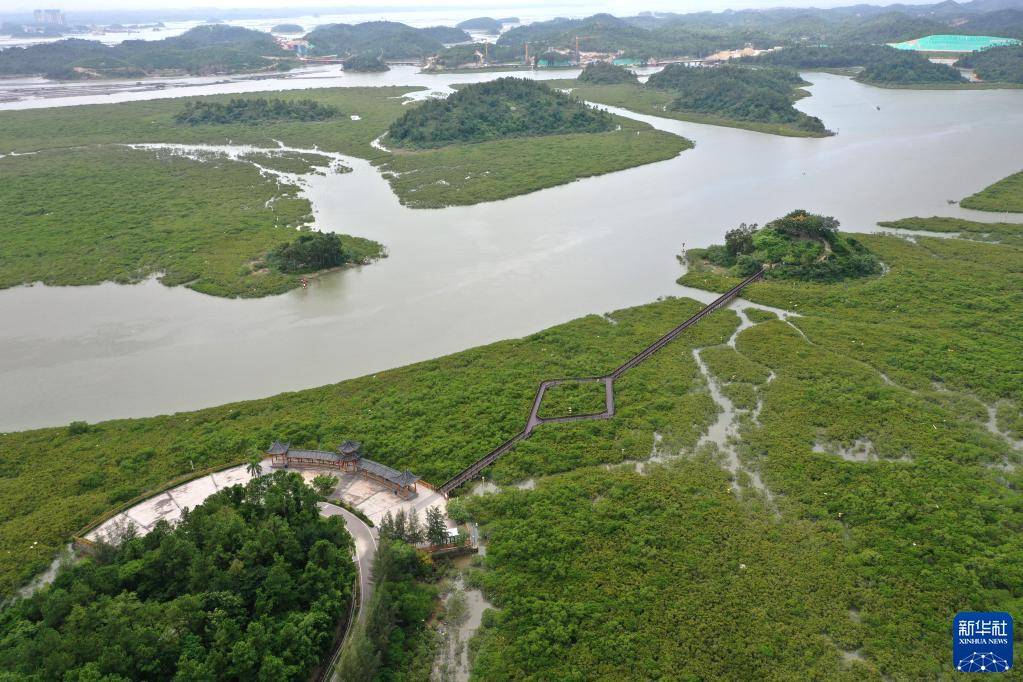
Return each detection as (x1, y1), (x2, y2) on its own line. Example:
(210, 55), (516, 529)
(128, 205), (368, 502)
(271, 23), (304, 34)
(555, 63), (830, 138)
(386, 78), (615, 149)
(746, 44), (971, 86)
(342, 53), (390, 72)
(0, 25), (295, 80)
(648, 65), (830, 134)
(578, 61), (639, 84)
(686, 210), (882, 282)
(0, 473), (357, 680)
(304, 21), (468, 60)
(455, 16), (519, 33)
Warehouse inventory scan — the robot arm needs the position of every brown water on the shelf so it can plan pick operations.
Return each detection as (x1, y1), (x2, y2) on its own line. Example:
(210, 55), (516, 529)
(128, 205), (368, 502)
(2, 72), (1022, 431)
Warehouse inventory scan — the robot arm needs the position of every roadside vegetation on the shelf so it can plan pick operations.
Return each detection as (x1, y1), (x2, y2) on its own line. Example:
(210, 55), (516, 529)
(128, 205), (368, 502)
(0, 25), (295, 80)
(0, 473), (356, 680)
(960, 169), (1023, 212)
(334, 539), (438, 681)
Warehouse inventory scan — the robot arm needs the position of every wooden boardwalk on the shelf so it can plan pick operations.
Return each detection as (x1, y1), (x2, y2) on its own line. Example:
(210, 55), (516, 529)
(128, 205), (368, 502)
(438, 270), (765, 495)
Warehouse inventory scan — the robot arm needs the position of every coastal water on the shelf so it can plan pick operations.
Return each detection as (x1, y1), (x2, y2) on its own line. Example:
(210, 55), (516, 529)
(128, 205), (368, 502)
(1, 72), (1022, 431)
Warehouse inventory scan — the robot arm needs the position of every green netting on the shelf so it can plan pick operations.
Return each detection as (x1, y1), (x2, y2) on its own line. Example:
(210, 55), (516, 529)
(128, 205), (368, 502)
(888, 34), (1022, 52)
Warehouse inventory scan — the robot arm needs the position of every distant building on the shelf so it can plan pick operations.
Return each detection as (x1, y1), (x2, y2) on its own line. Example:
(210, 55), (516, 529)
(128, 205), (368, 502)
(33, 9), (66, 25)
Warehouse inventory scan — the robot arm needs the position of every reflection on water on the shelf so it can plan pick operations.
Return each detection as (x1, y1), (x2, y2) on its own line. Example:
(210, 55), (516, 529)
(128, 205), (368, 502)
(1, 73), (1022, 431)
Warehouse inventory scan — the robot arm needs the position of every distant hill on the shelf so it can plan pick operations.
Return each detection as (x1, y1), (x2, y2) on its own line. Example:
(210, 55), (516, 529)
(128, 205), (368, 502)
(304, 21), (466, 60)
(386, 78), (615, 149)
(456, 16), (519, 32)
(419, 26), (471, 44)
(0, 24), (294, 79)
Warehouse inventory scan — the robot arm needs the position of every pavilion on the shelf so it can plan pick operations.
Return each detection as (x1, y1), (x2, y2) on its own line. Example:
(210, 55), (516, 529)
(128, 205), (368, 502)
(266, 439), (420, 498)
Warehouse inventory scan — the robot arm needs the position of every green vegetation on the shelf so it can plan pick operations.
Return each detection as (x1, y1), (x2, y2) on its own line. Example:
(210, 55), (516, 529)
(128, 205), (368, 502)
(648, 64), (829, 135)
(960, 170), (1023, 212)
(0, 86), (418, 159)
(0, 88), (413, 297)
(2, 215), (1023, 676)
(378, 114), (688, 208)
(747, 44), (965, 86)
(456, 17), (518, 33)
(304, 21), (466, 60)
(267, 232), (368, 274)
(343, 53), (390, 72)
(879, 216), (1023, 246)
(174, 97), (342, 125)
(689, 210), (882, 282)
(387, 78), (615, 149)
(0, 146), (382, 297)
(0, 472), (356, 680)
(272, 23), (304, 33)
(0, 25), (295, 80)
(334, 539), (438, 681)
(578, 61), (638, 84)
(957, 45), (1023, 83)
(858, 49), (964, 85)
(538, 381), (608, 418)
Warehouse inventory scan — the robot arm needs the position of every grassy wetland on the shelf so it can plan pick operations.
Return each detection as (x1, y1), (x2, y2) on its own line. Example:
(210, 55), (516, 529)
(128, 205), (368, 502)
(0, 82), (690, 294)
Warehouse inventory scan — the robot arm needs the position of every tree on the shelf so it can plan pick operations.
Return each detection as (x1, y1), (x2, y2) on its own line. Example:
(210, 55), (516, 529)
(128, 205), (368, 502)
(425, 506), (448, 547)
(311, 474), (338, 498)
(724, 223), (757, 258)
(246, 458), (263, 478)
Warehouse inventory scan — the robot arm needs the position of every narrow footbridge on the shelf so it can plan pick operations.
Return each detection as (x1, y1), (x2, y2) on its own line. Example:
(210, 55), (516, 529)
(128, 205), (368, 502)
(438, 269), (765, 495)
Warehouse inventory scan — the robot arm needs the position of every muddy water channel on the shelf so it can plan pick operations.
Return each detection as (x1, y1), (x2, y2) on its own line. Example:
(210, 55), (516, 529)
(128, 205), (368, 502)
(2, 73), (1023, 430)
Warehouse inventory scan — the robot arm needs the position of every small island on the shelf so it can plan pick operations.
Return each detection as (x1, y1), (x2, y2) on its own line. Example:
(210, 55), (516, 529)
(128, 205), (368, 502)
(554, 64), (831, 138)
(456, 17), (519, 33)
(377, 77), (691, 207)
(271, 23), (304, 34)
(683, 210), (882, 285)
(387, 77), (616, 149)
(578, 61), (638, 84)
(343, 53), (390, 72)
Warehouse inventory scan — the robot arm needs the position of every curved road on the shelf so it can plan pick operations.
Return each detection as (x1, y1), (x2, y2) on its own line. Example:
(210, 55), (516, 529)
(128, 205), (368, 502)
(319, 502), (376, 626)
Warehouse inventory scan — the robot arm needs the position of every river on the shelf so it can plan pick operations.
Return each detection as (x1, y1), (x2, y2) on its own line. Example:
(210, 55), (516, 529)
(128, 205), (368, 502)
(1, 71), (1022, 432)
